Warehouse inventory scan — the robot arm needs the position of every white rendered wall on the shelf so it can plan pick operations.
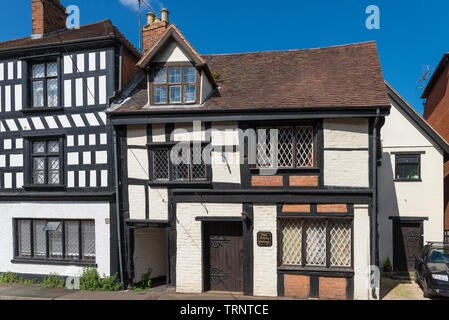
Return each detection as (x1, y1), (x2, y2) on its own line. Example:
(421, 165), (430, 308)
(253, 204), (277, 297)
(133, 227), (167, 282)
(176, 203), (243, 293)
(0, 201), (111, 277)
(323, 118), (369, 188)
(353, 204), (371, 300)
(378, 99), (444, 267)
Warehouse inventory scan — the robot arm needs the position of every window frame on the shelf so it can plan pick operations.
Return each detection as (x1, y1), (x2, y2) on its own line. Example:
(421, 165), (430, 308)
(277, 216), (354, 272)
(28, 58), (61, 109)
(150, 62), (200, 106)
(13, 218), (96, 265)
(147, 141), (211, 185)
(255, 124), (318, 170)
(23, 135), (65, 190)
(394, 153), (422, 182)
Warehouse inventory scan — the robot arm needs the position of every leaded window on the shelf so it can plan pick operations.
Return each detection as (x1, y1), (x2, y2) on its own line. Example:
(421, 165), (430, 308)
(153, 66), (198, 104)
(395, 154), (421, 181)
(151, 145), (207, 182)
(257, 126), (314, 168)
(31, 61), (59, 108)
(30, 139), (62, 186)
(15, 219), (96, 262)
(279, 218), (352, 269)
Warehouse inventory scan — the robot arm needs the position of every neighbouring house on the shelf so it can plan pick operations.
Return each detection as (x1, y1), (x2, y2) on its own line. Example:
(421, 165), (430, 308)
(379, 83), (449, 274)
(108, 11), (392, 299)
(0, 0), (140, 280)
(421, 53), (449, 241)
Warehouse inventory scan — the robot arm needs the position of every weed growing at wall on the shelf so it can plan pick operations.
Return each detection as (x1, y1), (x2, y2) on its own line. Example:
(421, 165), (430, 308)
(0, 272), (36, 285)
(79, 267), (122, 291)
(41, 274), (65, 288)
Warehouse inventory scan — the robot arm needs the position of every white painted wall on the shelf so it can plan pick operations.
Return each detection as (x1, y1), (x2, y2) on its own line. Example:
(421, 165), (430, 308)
(0, 201), (111, 277)
(176, 203), (243, 293)
(323, 118), (369, 188)
(353, 204), (371, 300)
(253, 204), (277, 297)
(153, 41), (190, 63)
(378, 98), (445, 267)
(133, 227), (167, 282)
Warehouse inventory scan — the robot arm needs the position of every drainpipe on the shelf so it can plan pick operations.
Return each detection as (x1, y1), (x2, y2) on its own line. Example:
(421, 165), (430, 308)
(371, 107), (381, 299)
(118, 44), (124, 93)
(113, 125), (125, 288)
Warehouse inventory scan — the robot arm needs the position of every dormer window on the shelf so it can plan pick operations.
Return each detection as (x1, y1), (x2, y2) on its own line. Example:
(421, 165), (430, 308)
(152, 65), (198, 105)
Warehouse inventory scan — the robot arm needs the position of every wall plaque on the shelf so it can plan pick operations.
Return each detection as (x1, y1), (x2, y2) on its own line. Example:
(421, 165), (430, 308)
(257, 232), (273, 247)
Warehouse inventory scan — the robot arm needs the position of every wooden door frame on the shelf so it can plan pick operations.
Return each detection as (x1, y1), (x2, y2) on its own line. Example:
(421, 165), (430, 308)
(201, 218), (247, 293)
(390, 217), (427, 273)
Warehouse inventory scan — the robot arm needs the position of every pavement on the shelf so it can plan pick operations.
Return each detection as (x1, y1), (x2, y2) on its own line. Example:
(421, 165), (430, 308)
(0, 277), (444, 300)
(0, 283), (292, 300)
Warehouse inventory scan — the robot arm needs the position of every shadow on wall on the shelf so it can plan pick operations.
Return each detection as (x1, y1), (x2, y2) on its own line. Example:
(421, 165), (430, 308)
(378, 152), (403, 272)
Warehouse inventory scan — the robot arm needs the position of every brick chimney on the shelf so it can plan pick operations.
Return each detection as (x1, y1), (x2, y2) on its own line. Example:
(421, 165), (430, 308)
(32, 0), (68, 36)
(142, 9), (169, 52)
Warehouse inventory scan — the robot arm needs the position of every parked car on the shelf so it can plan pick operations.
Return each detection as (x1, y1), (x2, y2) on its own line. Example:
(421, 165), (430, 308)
(415, 242), (449, 298)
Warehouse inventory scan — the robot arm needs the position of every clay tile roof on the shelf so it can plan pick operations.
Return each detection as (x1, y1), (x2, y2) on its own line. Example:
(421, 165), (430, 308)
(0, 20), (140, 58)
(114, 40), (390, 113)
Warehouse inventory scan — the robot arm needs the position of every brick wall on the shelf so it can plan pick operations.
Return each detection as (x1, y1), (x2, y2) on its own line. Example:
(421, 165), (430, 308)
(121, 49), (140, 89)
(142, 22), (168, 52)
(319, 277), (347, 300)
(32, 0), (67, 35)
(289, 176), (318, 187)
(423, 62), (449, 230)
(317, 204), (348, 213)
(252, 176), (283, 187)
(284, 274), (310, 299)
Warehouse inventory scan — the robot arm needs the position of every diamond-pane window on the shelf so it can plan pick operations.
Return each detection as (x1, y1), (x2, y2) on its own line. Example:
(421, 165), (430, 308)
(279, 217), (353, 269)
(31, 61), (58, 108)
(30, 139), (62, 186)
(82, 221), (96, 260)
(33, 220), (46, 258)
(257, 126), (314, 168)
(152, 145), (208, 182)
(153, 148), (170, 181)
(305, 219), (327, 266)
(18, 220), (31, 257)
(15, 219), (96, 262)
(330, 220), (352, 267)
(280, 219), (302, 265)
(65, 221), (80, 260)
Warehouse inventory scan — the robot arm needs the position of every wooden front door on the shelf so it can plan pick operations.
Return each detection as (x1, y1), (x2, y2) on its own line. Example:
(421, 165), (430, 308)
(203, 222), (243, 292)
(393, 221), (423, 272)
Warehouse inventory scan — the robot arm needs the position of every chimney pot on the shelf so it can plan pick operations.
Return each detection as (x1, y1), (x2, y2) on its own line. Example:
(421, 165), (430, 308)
(154, 17), (161, 23)
(161, 8), (169, 23)
(146, 12), (155, 25)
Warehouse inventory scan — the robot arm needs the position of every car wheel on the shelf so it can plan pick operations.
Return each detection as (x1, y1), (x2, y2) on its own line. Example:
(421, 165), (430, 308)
(423, 279), (432, 299)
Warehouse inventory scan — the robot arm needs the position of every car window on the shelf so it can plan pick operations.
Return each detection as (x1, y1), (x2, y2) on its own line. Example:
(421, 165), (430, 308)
(428, 249), (449, 264)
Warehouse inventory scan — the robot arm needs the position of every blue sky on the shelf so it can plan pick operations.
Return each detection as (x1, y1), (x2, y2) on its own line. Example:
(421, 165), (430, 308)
(1, 0), (448, 114)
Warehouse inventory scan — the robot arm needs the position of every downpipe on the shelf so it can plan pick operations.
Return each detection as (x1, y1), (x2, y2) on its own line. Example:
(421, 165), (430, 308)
(371, 107), (381, 299)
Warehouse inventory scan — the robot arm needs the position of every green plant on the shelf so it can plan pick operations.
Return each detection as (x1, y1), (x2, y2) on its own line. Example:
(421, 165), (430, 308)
(41, 273), (65, 288)
(383, 257), (393, 272)
(0, 272), (18, 284)
(132, 269), (152, 291)
(79, 266), (122, 291)
(212, 72), (221, 80)
(19, 278), (36, 286)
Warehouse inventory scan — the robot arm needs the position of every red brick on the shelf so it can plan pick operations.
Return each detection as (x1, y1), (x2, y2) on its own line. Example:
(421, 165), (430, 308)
(284, 275), (309, 299)
(32, 0), (67, 35)
(289, 176), (318, 187)
(142, 21), (168, 52)
(319, 277), (347, 300)
(251, 176), (283, 187)
(317, 204), (347, 213)
(282, 204), (311, 213)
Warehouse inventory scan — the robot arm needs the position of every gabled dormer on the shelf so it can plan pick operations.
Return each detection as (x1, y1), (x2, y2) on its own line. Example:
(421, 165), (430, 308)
(137, 12), (216, 108)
